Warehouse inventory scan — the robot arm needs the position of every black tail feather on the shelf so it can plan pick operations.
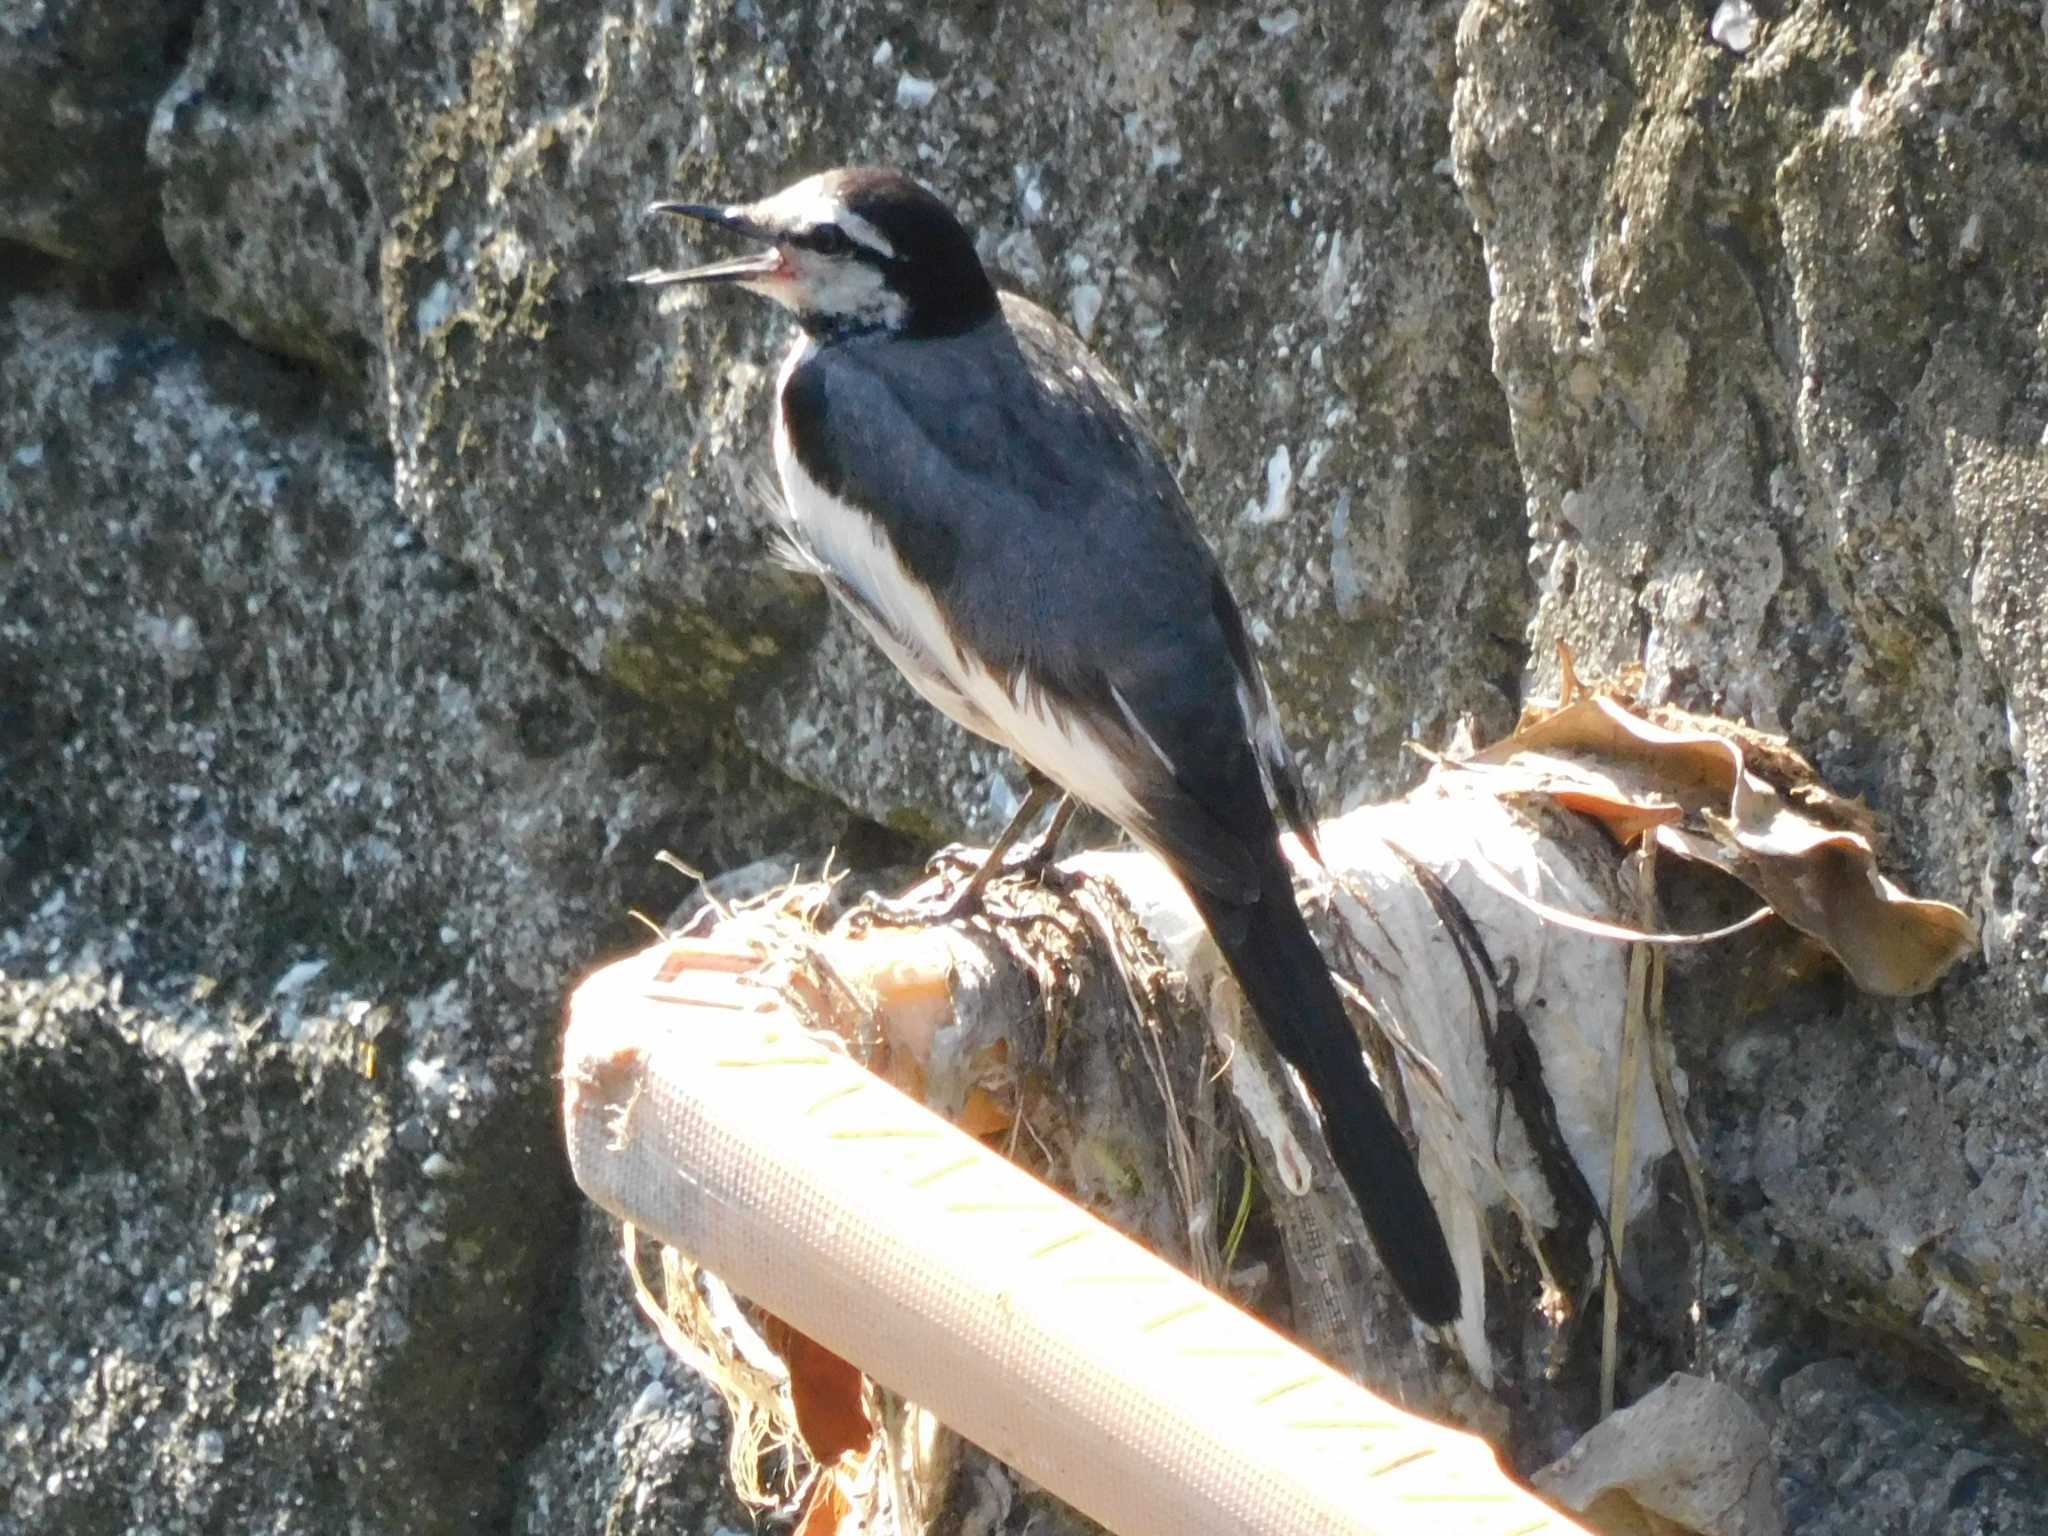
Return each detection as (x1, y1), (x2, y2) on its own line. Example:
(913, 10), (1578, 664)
(1188, 845), (1461, 1326)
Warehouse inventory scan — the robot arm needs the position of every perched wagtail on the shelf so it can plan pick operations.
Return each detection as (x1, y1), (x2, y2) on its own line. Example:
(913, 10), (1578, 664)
(634, 166), (1459, 1326)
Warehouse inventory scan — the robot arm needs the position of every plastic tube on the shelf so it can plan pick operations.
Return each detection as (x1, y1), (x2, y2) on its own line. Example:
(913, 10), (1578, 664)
(562, 937), (1583, 1536)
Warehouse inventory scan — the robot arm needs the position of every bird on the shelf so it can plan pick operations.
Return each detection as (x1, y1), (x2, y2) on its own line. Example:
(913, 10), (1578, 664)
(632, 166), (1460, 1327)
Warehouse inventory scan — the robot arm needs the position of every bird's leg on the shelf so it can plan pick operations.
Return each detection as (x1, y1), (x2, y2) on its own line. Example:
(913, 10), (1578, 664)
(852, 775), (1073, 933)
(1012, 792), (1077, 883)
(935, 774), (1065, 919)
(927, 773), (1056, 877)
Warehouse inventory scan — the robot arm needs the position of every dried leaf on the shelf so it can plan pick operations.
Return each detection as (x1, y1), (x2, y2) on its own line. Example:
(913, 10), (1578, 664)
(760, 1314), (875, 1465)
(792, 1448), (884, 1536)
(791, 1467), (854, 1536)
(1455, 695), (1975, 995)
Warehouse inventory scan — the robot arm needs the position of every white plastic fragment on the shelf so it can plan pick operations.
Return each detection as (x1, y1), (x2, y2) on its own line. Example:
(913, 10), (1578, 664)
(1243, 444), (1294, 526)
(895, 72), (938, 110)
(1069, 282), (1105, 341)
(1710, 0), (1759, 53)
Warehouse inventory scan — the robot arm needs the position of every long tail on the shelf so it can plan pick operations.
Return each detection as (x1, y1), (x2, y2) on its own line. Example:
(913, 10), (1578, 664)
(1188, 844), (1461, 1326)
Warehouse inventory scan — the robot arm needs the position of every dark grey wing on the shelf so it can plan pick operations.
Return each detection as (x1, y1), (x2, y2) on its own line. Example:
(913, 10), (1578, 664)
(1207, 568), (1321, 861)
(785, 295), (1306, 901)
(997, 300), (1321, 880)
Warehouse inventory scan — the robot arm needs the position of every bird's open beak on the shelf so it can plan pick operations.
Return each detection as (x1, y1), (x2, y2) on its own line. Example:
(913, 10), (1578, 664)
(628, 201), (786, 288)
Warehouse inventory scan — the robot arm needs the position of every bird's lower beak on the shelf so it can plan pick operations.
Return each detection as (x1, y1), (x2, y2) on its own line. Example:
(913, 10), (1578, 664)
(629, 201), (785, 288)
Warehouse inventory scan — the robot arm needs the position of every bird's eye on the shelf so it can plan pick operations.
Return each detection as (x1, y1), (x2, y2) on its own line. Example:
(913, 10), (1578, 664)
(811, 224), (855, 257)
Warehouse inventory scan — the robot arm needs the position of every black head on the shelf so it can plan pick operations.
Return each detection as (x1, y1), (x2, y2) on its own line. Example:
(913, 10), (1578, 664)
(630, 166), (998, 340)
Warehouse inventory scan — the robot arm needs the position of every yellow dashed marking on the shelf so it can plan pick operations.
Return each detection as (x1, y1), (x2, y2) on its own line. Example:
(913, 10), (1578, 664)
(828, 1127), (944, 1141)
(804, 1082), (867, 1116)
(1366, 1447), (1439, 1476)
(1284, 1417), (1405, 1433)
(907, 1156), (977, 1189)
(711, 1054), (835, 1068)
(1252, 1375), (1320, 1405)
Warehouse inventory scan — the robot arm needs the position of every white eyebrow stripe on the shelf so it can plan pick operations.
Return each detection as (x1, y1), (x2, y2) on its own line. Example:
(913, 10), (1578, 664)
(836, 209), (895, 259)
(756, 179), (836, 225)
(755, 177), (896, 260)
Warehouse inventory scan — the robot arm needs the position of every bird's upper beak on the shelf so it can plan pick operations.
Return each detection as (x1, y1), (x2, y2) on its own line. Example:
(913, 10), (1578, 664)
(628, 201), (786, 288)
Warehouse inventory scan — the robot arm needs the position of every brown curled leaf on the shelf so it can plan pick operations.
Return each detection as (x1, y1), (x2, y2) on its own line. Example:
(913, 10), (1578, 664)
(1454, 695), (1975, 995)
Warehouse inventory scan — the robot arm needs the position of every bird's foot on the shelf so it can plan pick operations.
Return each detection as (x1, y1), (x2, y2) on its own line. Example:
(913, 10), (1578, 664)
(841, 885), (951, 933)
(846, 845), (1074, 933)
(923, 842), (989, 883)
(1011, 837), (1068, 889)
(840, 850), (985, 933)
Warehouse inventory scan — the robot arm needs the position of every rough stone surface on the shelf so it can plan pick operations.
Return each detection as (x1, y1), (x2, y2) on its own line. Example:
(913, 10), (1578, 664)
(4, 0), (2046, 1531)
(0, 294), (846, 1533)
(510, 1221), (758, 1536)
(146, 0), (387, 379)
(1, 931), (556, 1536)
(0, 0), (201, 267)
(1699, 1271), (2048, 1536)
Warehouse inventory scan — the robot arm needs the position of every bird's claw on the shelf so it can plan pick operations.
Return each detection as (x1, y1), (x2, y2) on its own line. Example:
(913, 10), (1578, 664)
(846, 848), (1075, 933)
(842, 863), (988, 933)
(843, 888), (952, 932)
(925, 843), (986, 879)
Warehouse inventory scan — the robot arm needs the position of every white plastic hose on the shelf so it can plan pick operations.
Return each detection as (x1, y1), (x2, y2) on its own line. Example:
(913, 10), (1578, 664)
(562, 937), (1583, 1536)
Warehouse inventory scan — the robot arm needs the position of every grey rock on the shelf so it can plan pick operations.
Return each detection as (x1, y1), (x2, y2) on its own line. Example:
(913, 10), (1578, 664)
(367, 2), (830, 749)
(146, 0), (385, 379)
(1691, 1272), (2048, 1536)
(0, 932), (552, 1536)
(1774, 1357), (2048, 1536)
(0, 293), (845, 1533)
(1535, 1373), (1784, 1536)
(0, 0), (201, 266)
(510, 1218), (757, 1536)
